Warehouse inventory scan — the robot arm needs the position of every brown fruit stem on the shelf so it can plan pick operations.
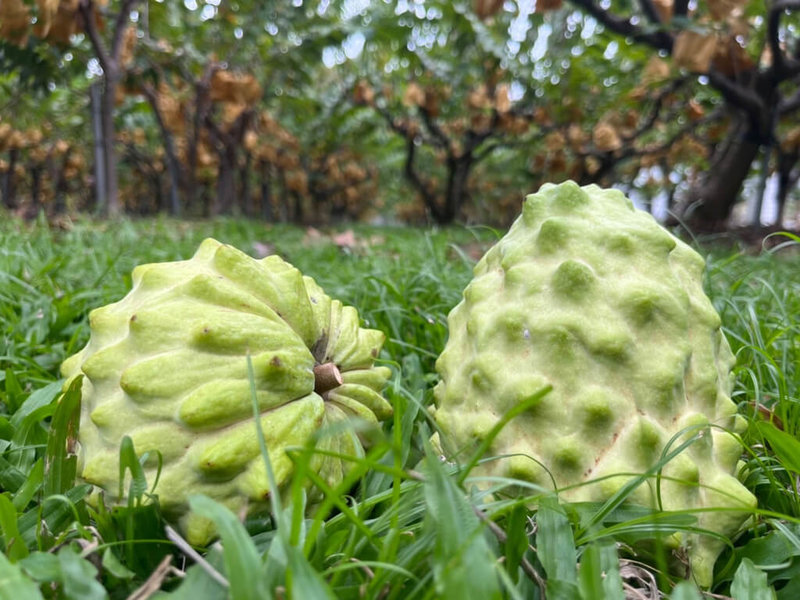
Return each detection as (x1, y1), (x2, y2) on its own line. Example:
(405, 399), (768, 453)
(314, 362), (343, 397)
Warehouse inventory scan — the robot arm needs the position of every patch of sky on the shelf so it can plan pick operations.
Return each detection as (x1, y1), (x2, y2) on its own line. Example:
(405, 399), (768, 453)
(343, 31), (366, 59)
(88, 58), (103, 77)
(394, 0), (427, 18)
(509, 0), (534, 43)
(409, 22), (440, 50)
(603, 40), (618, 60)
(322, 46), (346, 68)
(510, 80), (525, 101)
(530, 23), (551, 62)
(580, 16), (596, 39)
(200, 4), (216, 20)
(343, 0), (370, 19)
(184, 0), (197, 10)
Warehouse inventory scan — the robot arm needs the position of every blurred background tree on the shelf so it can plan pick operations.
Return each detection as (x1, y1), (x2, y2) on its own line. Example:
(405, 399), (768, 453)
(1, 0), (798, 232)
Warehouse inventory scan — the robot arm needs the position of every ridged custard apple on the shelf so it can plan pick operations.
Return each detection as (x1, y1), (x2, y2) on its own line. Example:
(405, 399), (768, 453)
(61, 238), (391, 544)
(432, 181), (755, 586)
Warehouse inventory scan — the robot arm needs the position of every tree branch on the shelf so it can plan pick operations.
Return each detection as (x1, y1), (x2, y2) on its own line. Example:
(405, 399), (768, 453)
(111, 0), (140, 62)
(779, 87), (800, 115)
(626, 77), (689, 142)
(78, 0), (112, 72)
(707, 68), (763, 115)
(638, 0), (663, 25)
(404, 137), (440, 219)
(79, 0), (139, 75)
(417, 106), (451, 152)
(673, 0), (689, 19)
(566, 0), (673, 51)
(768, 0), (800, 79)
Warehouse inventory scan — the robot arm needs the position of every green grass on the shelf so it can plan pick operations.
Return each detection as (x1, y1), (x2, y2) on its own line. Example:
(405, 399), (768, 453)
(0, 215), (798, 599)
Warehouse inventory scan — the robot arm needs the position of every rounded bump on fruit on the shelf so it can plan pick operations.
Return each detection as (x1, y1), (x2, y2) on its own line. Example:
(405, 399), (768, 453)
(551, 259), (595, 299)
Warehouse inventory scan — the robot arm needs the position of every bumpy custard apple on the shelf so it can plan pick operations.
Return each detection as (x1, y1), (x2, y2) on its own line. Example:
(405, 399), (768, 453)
(61, 238), (391, 544)
(432, 181), (755, 586)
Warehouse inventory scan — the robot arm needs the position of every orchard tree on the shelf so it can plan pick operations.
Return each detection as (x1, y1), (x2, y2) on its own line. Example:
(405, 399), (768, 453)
(0, 0), (140, 216)
(78, 0), (139, 217)
(505, 11), (724, 219)
(350, 1), (546, 224)
(564, 0), (800, 229)
(121, 1), (353, 218)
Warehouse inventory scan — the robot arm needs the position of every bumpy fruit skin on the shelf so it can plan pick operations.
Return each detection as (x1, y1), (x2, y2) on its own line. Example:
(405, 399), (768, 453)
(432, 181), (755, 586)
(61, 238), (391, 544)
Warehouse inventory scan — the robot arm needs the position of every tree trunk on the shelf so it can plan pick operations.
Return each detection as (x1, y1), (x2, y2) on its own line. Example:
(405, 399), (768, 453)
(142, 84), (182, 216)
(2, 148), (18, 209)
(437, 154), (473, 224)
(776, 148), (799, 227)
(102, 73), (121, 217)
(684, 116), (761, 229)
(260, 159), (273, 221)
(90, 82), (107, 214)
(278, 169), (289, 222)
(213, 146), (236, 216)
(53, 153), (69, 214)
(31, 165), (42, 212)
(151, 171), (164, 214)
(240, 152), (252, 217)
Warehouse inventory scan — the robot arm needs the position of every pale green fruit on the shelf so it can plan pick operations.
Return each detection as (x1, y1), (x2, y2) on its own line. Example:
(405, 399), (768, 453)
(432, 181), (755, 587)
(61, 238), (391, 544)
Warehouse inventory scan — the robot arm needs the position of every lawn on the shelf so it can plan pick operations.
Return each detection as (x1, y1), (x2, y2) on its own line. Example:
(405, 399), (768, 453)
(1, 215), (799, 599)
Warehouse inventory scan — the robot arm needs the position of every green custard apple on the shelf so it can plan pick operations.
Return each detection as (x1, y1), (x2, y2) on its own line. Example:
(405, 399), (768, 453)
(432, 181), (755, 586)
(61, 238), (392, 544)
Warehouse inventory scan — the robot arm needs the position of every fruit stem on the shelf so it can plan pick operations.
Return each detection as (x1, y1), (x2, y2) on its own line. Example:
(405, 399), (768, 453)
(314, 362), (343, 397)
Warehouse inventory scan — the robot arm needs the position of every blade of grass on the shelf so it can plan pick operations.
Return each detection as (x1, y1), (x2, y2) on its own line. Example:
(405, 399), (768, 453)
(44, 377), (82, 497)
(753, 421), (800, 475)
(577, 542), (624, 600)
(456, 385), (552, 486)
(423, 449), (503, 600)
(0, 492), (28, 561)
(246, 354), (284, 523)
(189, 495), (271, 600)
(536, 496), (580, 599)
(12, 459), (43, 511)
